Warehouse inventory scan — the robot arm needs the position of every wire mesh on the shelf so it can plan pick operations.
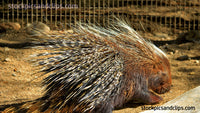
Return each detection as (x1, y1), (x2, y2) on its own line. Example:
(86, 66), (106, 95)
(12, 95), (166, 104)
(0, 0), (200, 33)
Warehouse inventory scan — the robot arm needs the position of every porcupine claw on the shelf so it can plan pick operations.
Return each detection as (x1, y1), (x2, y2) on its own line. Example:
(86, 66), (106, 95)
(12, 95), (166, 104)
(147, 92), (163, 104)
(131, 90), (162, 104)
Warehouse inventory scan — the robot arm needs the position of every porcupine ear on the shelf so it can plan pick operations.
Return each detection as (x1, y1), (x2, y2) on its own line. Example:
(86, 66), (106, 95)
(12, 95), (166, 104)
(28, 22), (125, 112)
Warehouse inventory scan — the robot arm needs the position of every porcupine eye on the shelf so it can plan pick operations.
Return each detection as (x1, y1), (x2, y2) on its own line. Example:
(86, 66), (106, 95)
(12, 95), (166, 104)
(160, 81), (164, 86)
(159, 72), (166, 84)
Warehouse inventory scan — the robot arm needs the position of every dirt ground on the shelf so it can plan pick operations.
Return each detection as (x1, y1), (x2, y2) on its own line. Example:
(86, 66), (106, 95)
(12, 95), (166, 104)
(0, 25), (200, 113)
(0, 0), (200, 112)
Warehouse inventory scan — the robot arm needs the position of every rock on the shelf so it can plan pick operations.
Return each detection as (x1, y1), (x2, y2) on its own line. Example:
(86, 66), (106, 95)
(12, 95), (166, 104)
(0, 22), (21, 32)
(141, 86), (200, 113)
(154, 33), (169, 39)
(12, 73), (17, 77)
(175, 50), (179, 53)
(26, 22), (50, 36)
(177, 30), (200, 44)
(185, 31), (200, 43)
(7, 22), (21, 30)
(194, 60), (199, 64)
(4, 47), (10, 52)
(66, 29), (74, 33)
(189, 72), (195, 75)
(169, 52), (174, 55)
(4, 58), (11, 62)
(176, 55), (189, 61)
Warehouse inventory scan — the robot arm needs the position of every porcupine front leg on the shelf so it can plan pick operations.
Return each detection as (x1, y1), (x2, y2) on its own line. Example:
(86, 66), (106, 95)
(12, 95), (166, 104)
(92, 102), (113, 113)
(131, 75), (162, 104)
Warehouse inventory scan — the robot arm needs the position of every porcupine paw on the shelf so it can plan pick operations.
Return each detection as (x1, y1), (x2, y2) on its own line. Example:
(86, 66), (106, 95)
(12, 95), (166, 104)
(146, 92), (163, 104)
(92, 103), (113, 113)
(132, 91), (162, 104)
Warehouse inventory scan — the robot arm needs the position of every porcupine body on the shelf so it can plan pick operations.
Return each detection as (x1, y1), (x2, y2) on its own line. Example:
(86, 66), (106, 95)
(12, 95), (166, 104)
(2, 19), (171, 113)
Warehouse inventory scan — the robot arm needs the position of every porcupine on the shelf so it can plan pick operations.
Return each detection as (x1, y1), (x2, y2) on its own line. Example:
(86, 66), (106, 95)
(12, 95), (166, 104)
(2, 19), (171, 113)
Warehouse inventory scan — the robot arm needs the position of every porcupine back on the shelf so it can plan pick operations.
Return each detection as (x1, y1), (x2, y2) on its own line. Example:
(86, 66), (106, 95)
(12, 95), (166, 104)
(2, 19), (171, 113)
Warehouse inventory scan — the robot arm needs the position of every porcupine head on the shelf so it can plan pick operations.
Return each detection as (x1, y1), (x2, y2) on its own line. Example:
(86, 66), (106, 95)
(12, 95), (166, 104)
(1, 19), (171, 113)
(122, 42), (172, 105)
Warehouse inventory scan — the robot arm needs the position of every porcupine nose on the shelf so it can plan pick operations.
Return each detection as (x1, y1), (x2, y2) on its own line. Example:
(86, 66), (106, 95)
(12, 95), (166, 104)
(157, 84), (171, 94)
